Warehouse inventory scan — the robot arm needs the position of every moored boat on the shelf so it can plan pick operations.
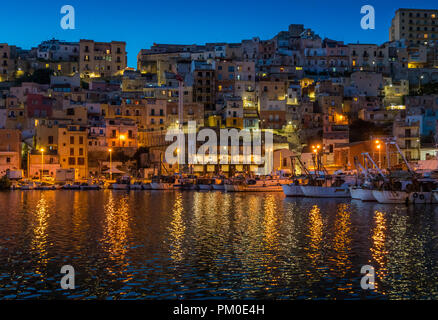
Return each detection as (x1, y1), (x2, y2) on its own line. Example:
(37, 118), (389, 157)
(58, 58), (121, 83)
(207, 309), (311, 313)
(372, 190), (409, 204)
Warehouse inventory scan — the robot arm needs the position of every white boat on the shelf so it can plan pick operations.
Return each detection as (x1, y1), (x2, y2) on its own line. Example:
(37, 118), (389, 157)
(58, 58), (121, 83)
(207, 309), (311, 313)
(372, 190), (409, 204)
(300, 185), (350, 198)
(282, 184), (305, 197)
(349, 186), (376, 201)
(129, 182), (143, 190)
(141, 183), (151, 190)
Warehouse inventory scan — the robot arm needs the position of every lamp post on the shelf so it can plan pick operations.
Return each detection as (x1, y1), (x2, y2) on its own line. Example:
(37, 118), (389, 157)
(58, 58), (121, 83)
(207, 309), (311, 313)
(108, 148), (113, 181)
(176, 148), (180, 173)
(40, 148), (45, 181)
(377, 144), (381, 168)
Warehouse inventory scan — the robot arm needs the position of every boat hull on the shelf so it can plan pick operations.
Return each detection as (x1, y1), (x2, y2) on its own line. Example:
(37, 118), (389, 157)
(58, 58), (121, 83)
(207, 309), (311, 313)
(212, 184), (225, 191)
(372, 190), (409, 204)
(282, 184), (304, 197)
(408, 192), (434, 204)
(112, 184), (129, 190)
(198, 184), (212, 191)
(349, 187), (376, 201)
(150, 183), (173, 190)
(300, 186), (350, 198)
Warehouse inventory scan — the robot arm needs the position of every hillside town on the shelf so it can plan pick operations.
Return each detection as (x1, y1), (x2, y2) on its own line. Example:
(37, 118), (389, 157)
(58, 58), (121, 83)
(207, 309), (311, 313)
(1, 8), (438, 185)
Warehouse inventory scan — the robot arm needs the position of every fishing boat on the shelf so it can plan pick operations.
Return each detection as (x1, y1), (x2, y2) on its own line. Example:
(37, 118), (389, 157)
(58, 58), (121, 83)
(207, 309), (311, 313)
(196, 178), (215, 191)
(212, 177), (225, 191)
(349, 186), (376, 201)
(129, 181), (143, 190)
(111, 176), (131, 190)
(282, 182), (305, 197)
(372, 190), (409, 204)
(150, 176), (174, 190)
(141, 183), (151, 190)
(299, 174), (351, 198)
(226, 178), (284, 192)
(79, 181), (101, 190)
(62, 182), (81, 190)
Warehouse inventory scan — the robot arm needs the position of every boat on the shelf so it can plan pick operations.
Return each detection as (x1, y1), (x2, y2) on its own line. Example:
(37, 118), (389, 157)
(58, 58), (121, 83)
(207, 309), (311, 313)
(349, 186), (376, 201)
(226, 178), (283, 192)
(129, 182), (143, 190)
(34, 182), (57, 190)
(372, 190), (409, 204)
(111, 176), (131, 190)
(300, 175), (351, 198)
(282, 183), (305, 197)
(212, 177), (225, 191)
(196, 178), (215, 191)
(150, 176), (174, 190)
(141, 183), (151, 190)
(80, 181), (101, 190)
(62, 182), (81, 190)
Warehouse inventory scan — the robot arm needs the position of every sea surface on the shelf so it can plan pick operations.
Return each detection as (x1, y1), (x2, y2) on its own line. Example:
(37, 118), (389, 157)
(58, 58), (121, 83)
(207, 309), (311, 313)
(0, 190), (437, 300)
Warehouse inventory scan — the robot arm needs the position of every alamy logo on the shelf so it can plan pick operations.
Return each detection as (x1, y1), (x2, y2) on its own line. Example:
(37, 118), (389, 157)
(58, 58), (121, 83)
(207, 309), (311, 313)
(60, 5), (75, 30)
(60, 265), (75, 289)
(165, 121), (274, 173)
(360, 5), (375, 30)
(360, 265), (375, 290)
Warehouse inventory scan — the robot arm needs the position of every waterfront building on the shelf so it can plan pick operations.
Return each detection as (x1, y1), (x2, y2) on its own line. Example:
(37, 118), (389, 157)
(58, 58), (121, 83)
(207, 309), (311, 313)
(0, 129), (21, 177)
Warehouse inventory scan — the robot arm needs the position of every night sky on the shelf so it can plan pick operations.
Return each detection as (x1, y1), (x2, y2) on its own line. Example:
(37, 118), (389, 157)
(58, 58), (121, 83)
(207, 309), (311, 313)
(1, 0), (437, 67)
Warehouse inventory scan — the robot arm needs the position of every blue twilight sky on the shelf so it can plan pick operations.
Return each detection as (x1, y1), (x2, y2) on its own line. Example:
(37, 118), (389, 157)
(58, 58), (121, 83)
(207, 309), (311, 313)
(0, 0), (437, 67)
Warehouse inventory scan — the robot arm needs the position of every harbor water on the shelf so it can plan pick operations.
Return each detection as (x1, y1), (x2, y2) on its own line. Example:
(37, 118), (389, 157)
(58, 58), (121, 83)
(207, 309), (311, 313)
(0, 190), (437, 299)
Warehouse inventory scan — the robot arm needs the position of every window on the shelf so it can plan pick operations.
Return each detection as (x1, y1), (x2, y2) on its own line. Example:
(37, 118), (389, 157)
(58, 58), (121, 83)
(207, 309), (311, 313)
(68, 157), (76, 165)
(70, 136), (74, 144)
(79, 136), (84, 144)
(78, 158), (85, 165)
(79, 148), (84, 156)
(70, 148), (74, 156)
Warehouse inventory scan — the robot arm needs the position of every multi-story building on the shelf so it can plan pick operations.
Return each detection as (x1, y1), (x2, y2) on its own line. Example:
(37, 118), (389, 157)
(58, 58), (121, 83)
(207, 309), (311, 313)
(58, 124), (88, 179)
(0, 129), (21, 176)
(79, 40), (127, 78)
(0, 43), (16, 82)
(393, 118), (421, 161)
(36, 39), (79, 61)
(192, 60), (216, 113)
(390, 8), (438, 45)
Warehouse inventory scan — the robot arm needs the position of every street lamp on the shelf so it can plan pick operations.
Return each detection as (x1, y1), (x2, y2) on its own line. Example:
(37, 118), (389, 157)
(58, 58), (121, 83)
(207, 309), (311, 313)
(40, 148), (45, 181)
(108, 148), (113, 181)
(376, 144), (381, 168)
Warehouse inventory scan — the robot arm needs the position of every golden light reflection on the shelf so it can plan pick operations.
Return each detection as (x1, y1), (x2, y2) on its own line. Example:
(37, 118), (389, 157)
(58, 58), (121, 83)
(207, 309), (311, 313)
(31, 194), (50, 274)
(103, 192), (130, 272)
(308, 205), (323, 264)
(169, 192), (185, 263)
(371, 210), (388, 292)
(332, 203), (352, 277)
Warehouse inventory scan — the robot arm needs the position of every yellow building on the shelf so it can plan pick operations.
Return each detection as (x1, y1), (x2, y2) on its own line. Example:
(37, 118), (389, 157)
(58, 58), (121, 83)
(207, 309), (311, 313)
(58, 125), (88, 179)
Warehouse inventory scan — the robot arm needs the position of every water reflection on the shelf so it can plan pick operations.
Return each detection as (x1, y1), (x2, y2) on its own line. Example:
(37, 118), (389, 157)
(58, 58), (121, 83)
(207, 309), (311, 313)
(30, 194), (50, 274)
(0, 191), (437, 299)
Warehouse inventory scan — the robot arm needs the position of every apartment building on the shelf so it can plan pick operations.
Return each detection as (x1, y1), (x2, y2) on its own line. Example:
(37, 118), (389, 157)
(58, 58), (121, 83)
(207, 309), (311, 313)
(390, 8), (438, 45)
(58, 124), (88, 179)
(0, 129), (21, 176)
(79, 40), (127, 78)
(0, 43), (16, 82)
